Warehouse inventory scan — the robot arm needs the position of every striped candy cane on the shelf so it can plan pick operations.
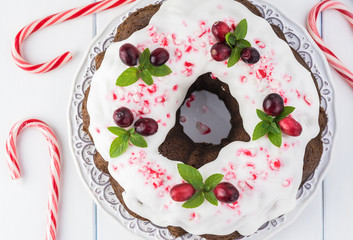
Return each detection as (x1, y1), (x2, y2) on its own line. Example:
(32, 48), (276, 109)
(6, 119), (61, 240)
(12, 0), (136, 74)
(307, 0), (353, 88)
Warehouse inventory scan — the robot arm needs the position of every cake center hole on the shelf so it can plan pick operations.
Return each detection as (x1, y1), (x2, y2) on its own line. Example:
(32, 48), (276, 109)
(179, 90), (232, 144)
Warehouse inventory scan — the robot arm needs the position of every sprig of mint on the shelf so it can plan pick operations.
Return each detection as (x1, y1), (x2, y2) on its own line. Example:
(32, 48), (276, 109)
(177, 163), (224, 208)
(116, 48), (172, 87)
(108, 127), (147, 157)
(225, 19), (252, 67)
(252, 106), (295, 147)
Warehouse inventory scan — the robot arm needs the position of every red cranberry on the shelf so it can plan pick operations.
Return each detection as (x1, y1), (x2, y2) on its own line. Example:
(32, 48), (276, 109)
(134, 118), (158, 136)
(263, 93), (284, 116)
(212, 21), (231, 42)
(150, 48), (170, 66)
(170, 183), (195, 202)
(213, 182), (239, 203)
(279, 117), (302, 137)
(211, 43), (231, 62)
(113, 107), (134, 128)
(119, 43), (140, 66)
(241, 47), (260, 65)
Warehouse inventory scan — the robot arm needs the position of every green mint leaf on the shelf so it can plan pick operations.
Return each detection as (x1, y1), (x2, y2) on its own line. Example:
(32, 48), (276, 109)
(256, 109), (273, 121)
(225, 32), (236, 47)
(190, 180), (204, 191)
(108, 127), (127, 136)
(236, 39), (251, 49)
(141, 69), (154, 85)
(130, 132), (148, 148)
(116, 67), (140, 87)
(177, 164), (203, 182)
(227, 47), (241, 67)
(252, 121), (270, 141)
(122, 133), (130, 142)
(139, 48), (151, 69)
(268, 122), (281, 134)
(109, 137), (129, 158)
(177, 163), (204, 190)
(268, 131), (282, 147)
(127, 128), (135, 135)
(261, 120), (271, 130)
(274, 106), (295, 122)
(234, 19), (248, 40)
(148, 64), (172, 77)
(203, 191), (218, 206)
(204, 174), (224, 191)
(182, 191), (204, 208)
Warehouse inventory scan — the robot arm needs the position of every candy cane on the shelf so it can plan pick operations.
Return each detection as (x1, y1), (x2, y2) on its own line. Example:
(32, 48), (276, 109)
(307, 0), (353, 88)
(6, 119), (61, 240)
(12, 0), (136, 74)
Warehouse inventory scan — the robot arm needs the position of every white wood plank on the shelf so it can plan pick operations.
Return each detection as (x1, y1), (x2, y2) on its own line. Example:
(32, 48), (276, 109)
(0, 0), (96, 239)
(321, 0), (353, 240)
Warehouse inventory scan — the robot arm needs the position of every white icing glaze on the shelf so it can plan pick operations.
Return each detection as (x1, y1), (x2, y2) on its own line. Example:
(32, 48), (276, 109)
(87, 0), (320, 236)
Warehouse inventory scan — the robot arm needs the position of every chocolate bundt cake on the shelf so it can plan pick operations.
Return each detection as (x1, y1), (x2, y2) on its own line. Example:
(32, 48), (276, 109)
(82, 0), (327, 239)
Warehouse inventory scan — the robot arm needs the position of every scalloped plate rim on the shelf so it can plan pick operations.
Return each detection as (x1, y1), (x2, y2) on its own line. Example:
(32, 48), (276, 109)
(67, 0), (336, 239)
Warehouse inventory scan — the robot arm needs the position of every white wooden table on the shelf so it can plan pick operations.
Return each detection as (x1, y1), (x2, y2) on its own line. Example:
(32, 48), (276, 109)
(1, 0), (352, 239)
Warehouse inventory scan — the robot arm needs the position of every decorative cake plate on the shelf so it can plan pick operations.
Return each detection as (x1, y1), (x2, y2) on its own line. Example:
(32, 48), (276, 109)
(68, 0), (335, 239)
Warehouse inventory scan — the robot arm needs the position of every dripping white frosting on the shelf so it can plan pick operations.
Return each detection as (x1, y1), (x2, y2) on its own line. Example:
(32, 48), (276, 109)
(87, 0), (320, 236)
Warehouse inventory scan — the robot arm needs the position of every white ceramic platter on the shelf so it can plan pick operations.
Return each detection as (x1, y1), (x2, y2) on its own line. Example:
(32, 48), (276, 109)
(68, 0), (335, 239)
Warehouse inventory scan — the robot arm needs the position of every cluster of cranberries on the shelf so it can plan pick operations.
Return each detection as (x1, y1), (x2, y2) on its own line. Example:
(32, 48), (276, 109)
(170, 182), (239, 204)
(263, 93), (302, 136)
(210, 21), (260, 64)
(119, 43), (170, 67)
(113, 107), (158, 136)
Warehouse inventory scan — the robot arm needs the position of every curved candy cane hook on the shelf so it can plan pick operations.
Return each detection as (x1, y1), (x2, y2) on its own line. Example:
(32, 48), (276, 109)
(307, 0), (353, 88)
(11, 0), (136, 74)
(6, 119), (61, 240)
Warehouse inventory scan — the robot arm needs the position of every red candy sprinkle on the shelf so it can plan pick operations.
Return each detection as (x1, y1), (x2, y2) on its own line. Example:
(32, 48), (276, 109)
(186, 94), (196, 108)
(183, 61), (194, 76)
(196, 121), (211, 135)
(255, 39), (266, 48)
